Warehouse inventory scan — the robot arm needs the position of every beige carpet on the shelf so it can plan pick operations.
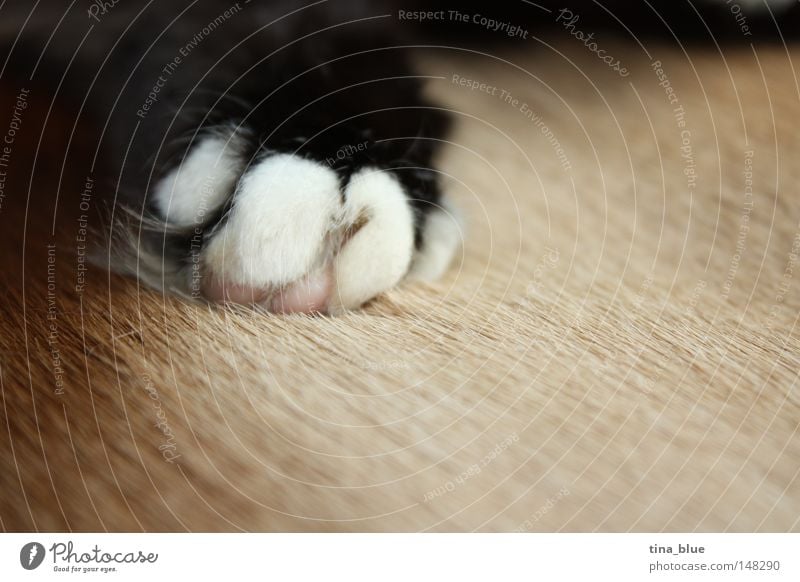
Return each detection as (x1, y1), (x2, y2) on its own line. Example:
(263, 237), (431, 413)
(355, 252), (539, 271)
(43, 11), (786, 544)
(1, 39), (798, 531)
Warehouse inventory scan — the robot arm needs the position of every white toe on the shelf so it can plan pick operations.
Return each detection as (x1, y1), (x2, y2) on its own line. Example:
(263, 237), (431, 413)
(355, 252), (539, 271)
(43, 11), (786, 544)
(408, 198), (463, 282)
(202, 154), (341, 290)
(328, 168), (415, 312)
(152, 131), (245, 226)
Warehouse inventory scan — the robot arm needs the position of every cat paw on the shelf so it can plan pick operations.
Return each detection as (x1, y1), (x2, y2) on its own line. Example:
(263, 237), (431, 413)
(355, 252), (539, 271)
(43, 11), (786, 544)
(149, 134), (461, 314)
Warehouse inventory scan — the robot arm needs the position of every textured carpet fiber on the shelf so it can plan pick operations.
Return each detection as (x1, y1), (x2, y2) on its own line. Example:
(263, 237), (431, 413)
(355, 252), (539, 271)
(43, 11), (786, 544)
(1, 40), (798, 531)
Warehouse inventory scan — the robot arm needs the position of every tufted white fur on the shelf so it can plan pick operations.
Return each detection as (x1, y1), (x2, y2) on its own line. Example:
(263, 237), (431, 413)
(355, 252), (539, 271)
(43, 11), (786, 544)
(408, 200), (464, 282)
(152, 135), (243, 227)
(159, 151), (457, 311)
(202, 154), (341, 290)
(328, 168), (416, 313)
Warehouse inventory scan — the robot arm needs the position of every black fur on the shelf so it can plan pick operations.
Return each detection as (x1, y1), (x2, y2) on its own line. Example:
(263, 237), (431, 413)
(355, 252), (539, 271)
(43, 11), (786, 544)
(2, 0), (451, 294)
(2, 0), (797, 300)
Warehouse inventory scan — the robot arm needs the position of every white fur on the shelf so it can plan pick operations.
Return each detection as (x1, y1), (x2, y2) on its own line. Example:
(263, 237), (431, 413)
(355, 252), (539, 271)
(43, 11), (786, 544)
(194, 154), (457, 311)
(152, 135), (243, 227)
(328, 168), (416, 313)
(202, 154), (341, 288)
(408, 200), (464, 282)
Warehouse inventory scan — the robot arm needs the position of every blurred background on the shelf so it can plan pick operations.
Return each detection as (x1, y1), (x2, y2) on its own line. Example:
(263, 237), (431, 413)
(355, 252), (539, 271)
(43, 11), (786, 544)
(1, 1), (798, 531)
